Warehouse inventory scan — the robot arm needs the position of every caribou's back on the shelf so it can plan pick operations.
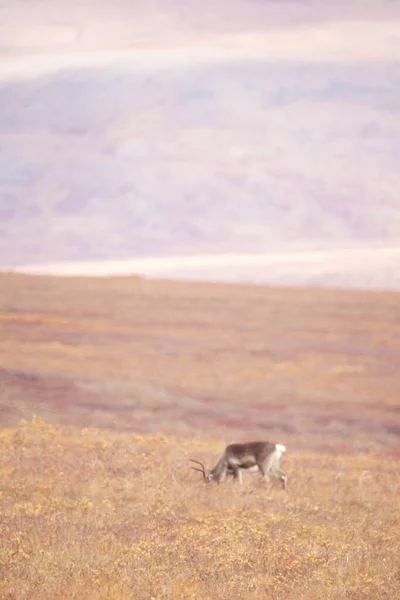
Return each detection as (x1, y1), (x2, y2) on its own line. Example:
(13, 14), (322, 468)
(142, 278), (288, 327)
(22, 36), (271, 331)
(225, 441), (285, 471)
(226, 441), (275, 461)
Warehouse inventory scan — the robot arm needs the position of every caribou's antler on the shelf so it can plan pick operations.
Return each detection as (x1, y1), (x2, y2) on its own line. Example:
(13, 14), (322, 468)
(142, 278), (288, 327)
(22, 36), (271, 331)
(189, 459), (207, 480)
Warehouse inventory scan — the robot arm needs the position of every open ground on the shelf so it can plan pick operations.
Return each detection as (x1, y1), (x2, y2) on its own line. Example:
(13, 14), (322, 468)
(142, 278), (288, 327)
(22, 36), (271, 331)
(0, 274), (399, 599)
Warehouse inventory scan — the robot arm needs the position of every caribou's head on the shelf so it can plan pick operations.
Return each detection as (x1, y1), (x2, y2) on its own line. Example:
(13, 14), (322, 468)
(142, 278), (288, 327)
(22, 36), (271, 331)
(189, 459), (214, 482)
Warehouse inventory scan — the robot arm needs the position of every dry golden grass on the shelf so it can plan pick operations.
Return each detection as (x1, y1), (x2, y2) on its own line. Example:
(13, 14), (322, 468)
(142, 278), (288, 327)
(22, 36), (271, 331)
(0, 274), (399, 598)
(0, 418), (399, 600)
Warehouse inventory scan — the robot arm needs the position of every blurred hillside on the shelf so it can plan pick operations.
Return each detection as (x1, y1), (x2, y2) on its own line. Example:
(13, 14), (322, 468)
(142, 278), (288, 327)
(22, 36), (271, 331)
(1, 0), (400, 287)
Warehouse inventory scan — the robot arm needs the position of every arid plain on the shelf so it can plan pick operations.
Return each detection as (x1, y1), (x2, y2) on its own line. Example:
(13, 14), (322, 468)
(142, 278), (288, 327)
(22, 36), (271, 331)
(0, 274), (399, 599)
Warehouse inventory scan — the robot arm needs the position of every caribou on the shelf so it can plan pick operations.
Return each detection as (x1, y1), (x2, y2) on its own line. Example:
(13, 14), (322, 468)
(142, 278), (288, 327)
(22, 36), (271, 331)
(190, 441), (287, 490)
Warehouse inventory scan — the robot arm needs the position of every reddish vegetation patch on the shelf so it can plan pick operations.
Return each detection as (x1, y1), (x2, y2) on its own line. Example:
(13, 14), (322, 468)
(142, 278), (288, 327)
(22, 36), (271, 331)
(0, 274), (399, 454)
(0, 367), (126, 426)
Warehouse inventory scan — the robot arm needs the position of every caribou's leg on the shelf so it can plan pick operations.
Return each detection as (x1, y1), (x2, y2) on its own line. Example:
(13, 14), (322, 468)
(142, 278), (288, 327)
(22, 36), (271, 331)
(258, 461), (273, 490)
(216, 466), (228, 484)
(235, 468), (243, 486)
(230, 466), (243, 485)
(271, 468), (287, 490)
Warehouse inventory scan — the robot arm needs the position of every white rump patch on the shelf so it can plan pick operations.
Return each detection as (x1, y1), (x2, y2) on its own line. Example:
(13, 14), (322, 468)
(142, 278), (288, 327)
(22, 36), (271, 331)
(275, 444), (286, 458)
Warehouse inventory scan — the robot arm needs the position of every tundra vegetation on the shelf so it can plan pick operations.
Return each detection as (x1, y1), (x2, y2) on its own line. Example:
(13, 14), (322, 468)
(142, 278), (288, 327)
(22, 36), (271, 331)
(0, 274), (399, 599)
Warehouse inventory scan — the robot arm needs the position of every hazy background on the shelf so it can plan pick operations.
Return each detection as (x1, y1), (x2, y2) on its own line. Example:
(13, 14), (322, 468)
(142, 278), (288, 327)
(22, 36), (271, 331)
(1, 0), (400, 288)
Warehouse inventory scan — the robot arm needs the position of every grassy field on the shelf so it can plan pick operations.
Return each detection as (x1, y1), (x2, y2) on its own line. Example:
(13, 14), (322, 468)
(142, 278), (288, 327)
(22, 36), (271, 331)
(0, 273), (399, 598)
(0, 419), (399, 599)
